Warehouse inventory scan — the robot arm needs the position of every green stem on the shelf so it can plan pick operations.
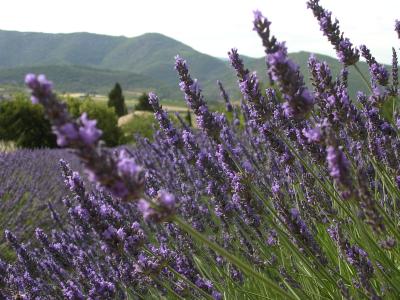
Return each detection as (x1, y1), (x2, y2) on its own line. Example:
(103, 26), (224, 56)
(353, 64), (373, 94)
(173, 216), (299, 300)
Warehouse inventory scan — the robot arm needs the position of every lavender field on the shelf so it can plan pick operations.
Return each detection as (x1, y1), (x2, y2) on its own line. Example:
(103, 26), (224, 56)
(1, 1), (400, 299)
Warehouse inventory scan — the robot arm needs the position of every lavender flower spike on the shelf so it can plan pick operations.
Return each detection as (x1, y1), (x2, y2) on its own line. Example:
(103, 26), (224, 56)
(175, 55), (222, 139)
(390, 48), (398, 96)
(360, 45), (389, 86)
(253, 11), (313, 119)
(395, 20), (400, 39)
(307, 0), (359, 66)
(326, 145), (352, 189)
(26, 73), (144, 200)
(217, 80), (233, 112)
(148, 92), (182, 148)
(253, 10), (279, 54)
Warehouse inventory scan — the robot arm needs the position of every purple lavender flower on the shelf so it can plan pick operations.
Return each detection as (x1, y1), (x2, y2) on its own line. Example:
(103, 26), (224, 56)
(25, 73), (53, 104)
(217, 80), (233, 112)
(26, 74), (144, 200)
(302, 127), (322, 144)
(268, 46), (314, 119)
(390, 48), (398, 96)
(253, 10), (279, 54)
(78, 113), (102, 145)
(148, 92), (182, 147)
(326, 145), (352, 189)
(360, 45), (389, 86)
(175, 56), (222, 140)
(252, 11), (314, 119)
(307, 0), (359, 66)
(395, 20), (400, 39)
(138, 190), (176, 222)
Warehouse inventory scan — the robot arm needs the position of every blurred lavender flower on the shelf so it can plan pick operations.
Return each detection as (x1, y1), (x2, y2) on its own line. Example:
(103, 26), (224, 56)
(253, 10), (279, 54)
(138, 190), (176, 222)
(395, 20), (400, 39)
(326, 145), (352, 190)
(217, 80), (233, 112)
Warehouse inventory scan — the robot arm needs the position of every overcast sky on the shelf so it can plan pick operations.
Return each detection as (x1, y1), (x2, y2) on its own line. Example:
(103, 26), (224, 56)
(0, 0), (399, 63)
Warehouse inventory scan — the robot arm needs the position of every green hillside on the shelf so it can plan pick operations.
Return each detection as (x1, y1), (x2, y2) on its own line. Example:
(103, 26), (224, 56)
(0, 65), (176, 97)
(0, 29), (381, 100)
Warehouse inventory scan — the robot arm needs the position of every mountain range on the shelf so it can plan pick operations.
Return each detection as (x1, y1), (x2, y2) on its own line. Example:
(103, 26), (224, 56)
(0, 29), (375, 100)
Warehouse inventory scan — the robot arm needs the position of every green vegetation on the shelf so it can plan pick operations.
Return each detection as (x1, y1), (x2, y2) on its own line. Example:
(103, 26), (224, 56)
(108, 82), (127, 117)
(0, 94), (56, 148)
(134, 92), (153, 111)
(120, 112), (158, 143)
(64, 96), (123, 146)
(0, 65), (173, 96)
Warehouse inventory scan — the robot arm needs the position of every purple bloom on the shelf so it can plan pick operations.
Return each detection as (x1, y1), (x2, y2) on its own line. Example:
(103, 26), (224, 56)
(252, 11), (314, 119)
(302, 127), (322, 143)
(78, 113), (102, 145)
(253, 10), (279, 54)
(138, 190), (176, 222)
(360, 45), (389, 86)
(395, 20), (400, 39)
(26, 73), (144, 200)
(148, 92), (182, 147)
(25, 73), (53, 97)
(390, 48), (398, 96)
(175, 55), (222, 139)
(266, 46), (314, 119)
(307, 0), (359, 66)
(117, 150), (142, 178)
(55, 123), (79, 147)
(217, 80), (233, 112)
(326, 145), (352, 189)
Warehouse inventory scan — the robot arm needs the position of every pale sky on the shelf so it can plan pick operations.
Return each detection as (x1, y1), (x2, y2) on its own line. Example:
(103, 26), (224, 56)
(0, 0), (399, 64)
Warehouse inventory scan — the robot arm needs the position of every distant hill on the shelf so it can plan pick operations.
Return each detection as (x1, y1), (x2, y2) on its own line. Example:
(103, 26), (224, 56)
(0, 29), (380, 100)
(0, 65), (175, 97)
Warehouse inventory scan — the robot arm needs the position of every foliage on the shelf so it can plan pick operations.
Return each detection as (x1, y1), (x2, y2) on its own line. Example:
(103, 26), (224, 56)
(121, 112), (158, 143)
(0, 94), (56, 148)
(78, 99), (123, 146)
(63, 95), (81, 117)
(134, 92), (153, 111)
(108, 82), (127, 117)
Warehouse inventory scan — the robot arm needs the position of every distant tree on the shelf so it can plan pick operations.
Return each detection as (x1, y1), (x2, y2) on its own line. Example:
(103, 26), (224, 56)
(134, 92), (153, 112)
(108, 83), (127, 117)
(0, 94), (56, 148)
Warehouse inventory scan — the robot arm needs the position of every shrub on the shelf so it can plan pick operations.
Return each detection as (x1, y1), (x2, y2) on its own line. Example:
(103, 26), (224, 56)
(0, 94), (56, 148)
(63, 95), (81, 117)
(134, 92), (153, 111)
(120, 112), (158, 143)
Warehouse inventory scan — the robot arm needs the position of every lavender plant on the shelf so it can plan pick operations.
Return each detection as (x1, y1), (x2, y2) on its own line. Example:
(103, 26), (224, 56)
(1, 1), (400, 299)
